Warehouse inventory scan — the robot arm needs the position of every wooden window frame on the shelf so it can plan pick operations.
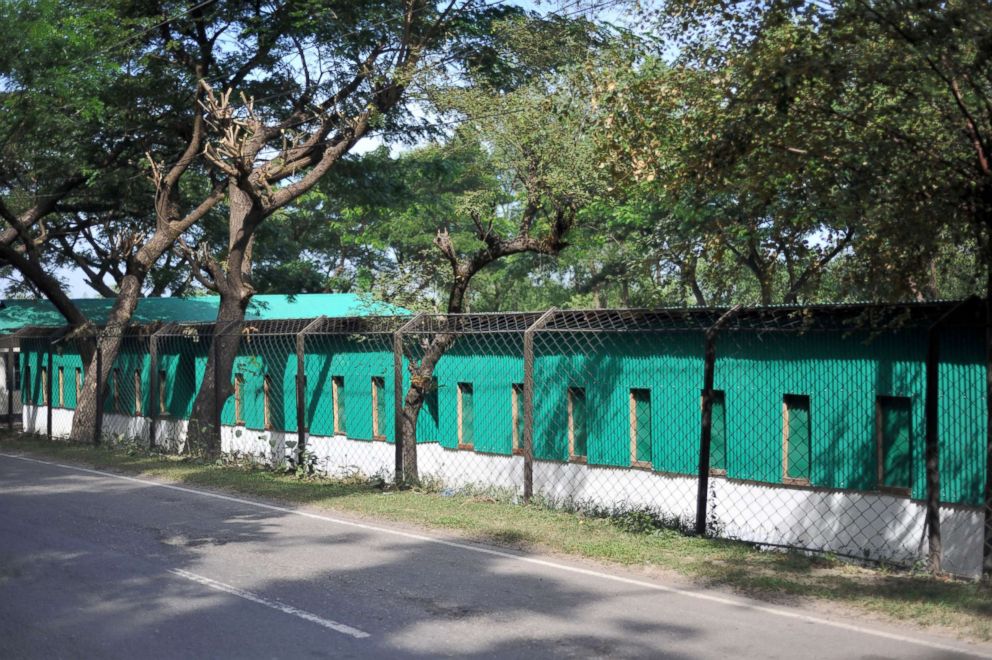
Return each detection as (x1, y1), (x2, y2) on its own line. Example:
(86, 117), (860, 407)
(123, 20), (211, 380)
(332, 376), (345, 435)
(457, 382), (474, 450)
(75, 368), (82, 410)
(158, 370), (167, 417)
(263, 375), (273, 430)
(41, 366), (49, 406)
(57, 366), (65, 408)
(133, 369), (142, 417)
(876, 395), (912, 497)
(567, 386), (587, 463)
(371, 376), (386, 441)
(782, 394), (811, 486)
(511, 383), (524, 456)
(629, 388), (652, 469)
(112, 368), (122, 414)
(233, 373), (245, 425)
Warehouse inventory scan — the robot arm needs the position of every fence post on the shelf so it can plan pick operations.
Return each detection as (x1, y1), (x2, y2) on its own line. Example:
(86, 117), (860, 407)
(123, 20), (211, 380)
(393, 314), (424, 485)
(696, 306), (739, 536)
(7, 344), (13, 430)
(523, 308), (558, 503)
(149, 325), (166, 450)
(94, 343), (103, 445)
(212, 324), (222, 445)
(296, 317), (325, 468)
(924, 325), (942, 573)
(46, 341), (53, 442)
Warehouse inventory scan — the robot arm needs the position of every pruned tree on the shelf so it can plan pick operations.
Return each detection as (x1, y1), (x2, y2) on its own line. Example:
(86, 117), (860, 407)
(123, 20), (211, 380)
(393, 38), (609, 480)
(174, 0), (526, 455)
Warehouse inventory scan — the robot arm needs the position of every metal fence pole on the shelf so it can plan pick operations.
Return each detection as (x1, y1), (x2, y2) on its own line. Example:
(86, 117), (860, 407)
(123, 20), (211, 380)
(46, 341), (53, 442)
(696, 306), (739, 536)
(94, 344), (103, 445)
(149, 325), (168, 450)
(523, 308), (558, 503)
(212, 324), (222, 444)
(296, 317), (326, 467)
(7, 344), (13, 430)
(393, 314), (424, 485)
(924, 325), (942, 573)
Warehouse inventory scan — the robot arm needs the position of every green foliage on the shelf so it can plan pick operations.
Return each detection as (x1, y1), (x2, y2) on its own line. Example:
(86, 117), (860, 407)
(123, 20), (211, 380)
(260, 13), (618, 312)
(622, 0), (992, 302)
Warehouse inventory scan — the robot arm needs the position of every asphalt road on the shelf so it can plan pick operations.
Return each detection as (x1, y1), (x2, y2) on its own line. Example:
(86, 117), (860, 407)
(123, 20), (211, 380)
(0, 452), (989, 660)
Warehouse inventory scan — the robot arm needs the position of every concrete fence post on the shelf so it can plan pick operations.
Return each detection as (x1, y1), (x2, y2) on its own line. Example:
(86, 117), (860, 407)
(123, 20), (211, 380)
(523, 308), (558, 503)
(148, 324), (171, 450)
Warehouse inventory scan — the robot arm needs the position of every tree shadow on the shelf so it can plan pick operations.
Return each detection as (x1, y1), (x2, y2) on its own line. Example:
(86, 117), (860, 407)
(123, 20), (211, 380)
(0, 456), (706, 659)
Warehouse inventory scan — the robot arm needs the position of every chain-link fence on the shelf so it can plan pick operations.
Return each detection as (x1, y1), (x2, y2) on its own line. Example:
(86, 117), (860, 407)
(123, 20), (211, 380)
(0, 330), (22, 428)
(6, 300), (991, 580)
(399, 312), (539, 495)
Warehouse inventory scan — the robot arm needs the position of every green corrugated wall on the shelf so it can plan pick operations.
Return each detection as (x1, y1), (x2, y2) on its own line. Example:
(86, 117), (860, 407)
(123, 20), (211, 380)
(14, 325), (989, 505)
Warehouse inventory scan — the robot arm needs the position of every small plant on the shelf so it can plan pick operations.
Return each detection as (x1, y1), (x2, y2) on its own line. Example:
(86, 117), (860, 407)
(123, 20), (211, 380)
(295, 449), (318, 479)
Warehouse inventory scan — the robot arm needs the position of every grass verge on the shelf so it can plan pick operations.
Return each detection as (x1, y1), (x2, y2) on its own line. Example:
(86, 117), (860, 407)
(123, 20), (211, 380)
(1, 433), (990, 642)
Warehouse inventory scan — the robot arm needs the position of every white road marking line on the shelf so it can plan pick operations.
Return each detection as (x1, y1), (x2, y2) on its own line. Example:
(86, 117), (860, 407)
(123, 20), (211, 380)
(168, 568), (370, 639)
(2, 452), (989, 658)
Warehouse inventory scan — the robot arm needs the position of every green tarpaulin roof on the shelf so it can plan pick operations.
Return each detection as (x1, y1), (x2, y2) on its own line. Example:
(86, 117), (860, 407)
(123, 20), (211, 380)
(0, 294), (408, 333)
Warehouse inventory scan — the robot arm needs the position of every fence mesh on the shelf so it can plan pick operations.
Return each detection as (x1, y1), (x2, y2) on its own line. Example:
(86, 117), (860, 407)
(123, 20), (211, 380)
(530, 311), (713, 532)
(6, 300), (991, 579)
(301, 316), (407, 481)
(399, 312), (537, 496)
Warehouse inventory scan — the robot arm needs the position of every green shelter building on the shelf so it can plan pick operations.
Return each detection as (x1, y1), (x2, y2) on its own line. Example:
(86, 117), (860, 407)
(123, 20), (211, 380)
(10, 298), (989, 578)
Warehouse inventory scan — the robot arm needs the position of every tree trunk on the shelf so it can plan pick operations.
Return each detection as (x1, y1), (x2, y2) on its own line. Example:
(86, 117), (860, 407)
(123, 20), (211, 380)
(69, 276), (143, 443)
(399, 331), (460, 484)
(186, 294), (249, 455)
(186, 184), (258, 456)
(68, 218), (197, 443)
(396, 269), (473, 483)
(683, 256), (707, 306)
(394, 264), (472, 483)
(400, 382), (428, 483)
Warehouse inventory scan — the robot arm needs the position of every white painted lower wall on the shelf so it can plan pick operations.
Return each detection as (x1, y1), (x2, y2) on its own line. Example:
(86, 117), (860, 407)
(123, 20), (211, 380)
(21, 404), (985, 578)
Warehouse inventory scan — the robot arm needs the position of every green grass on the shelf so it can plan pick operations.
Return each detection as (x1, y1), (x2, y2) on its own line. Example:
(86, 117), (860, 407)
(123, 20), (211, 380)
(2, 433), (990, 642)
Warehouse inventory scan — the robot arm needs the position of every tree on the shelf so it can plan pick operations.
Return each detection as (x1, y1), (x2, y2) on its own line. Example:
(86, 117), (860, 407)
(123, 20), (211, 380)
(596, 55), (865, 305)
(0, 0), (154, 327)
(392, 34), (610, 480)
(173, 0), (530, 455)
(633, 0), (992, 576)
